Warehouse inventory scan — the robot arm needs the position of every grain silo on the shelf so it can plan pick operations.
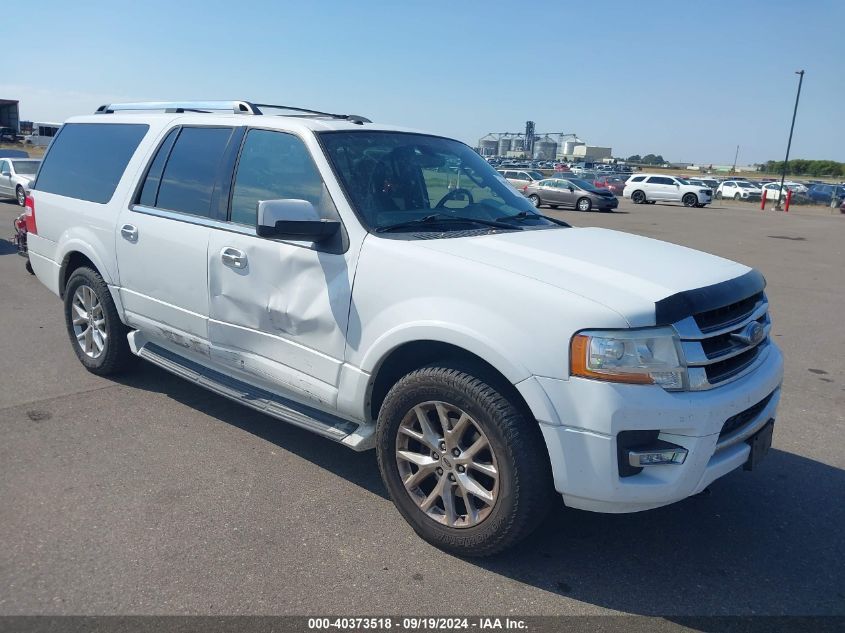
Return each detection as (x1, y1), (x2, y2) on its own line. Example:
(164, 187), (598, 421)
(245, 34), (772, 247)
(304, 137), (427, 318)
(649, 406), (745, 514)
(498, 136), (512, 156)
(534, 136), (557, 160)
(478, 135), (499, 157)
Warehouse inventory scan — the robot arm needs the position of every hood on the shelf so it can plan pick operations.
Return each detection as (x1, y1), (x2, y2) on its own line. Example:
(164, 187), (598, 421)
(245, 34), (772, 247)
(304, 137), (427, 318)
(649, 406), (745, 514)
(417, 227), (749, 327)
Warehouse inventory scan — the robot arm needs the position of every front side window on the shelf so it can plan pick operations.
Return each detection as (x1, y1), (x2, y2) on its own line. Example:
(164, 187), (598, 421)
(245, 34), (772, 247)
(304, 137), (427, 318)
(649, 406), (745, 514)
(319, 131), (555, 234)
(230, 129), (338, 226)
(34, 123), (149, 204)
(154, 127), (233, 217)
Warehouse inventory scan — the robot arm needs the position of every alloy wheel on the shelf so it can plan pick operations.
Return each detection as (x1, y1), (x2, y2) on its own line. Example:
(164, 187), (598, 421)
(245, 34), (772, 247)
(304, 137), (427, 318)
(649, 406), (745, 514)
(395, 401), (499, 528)
(71, 285), (107, 359)
(17, 187), (25, 206)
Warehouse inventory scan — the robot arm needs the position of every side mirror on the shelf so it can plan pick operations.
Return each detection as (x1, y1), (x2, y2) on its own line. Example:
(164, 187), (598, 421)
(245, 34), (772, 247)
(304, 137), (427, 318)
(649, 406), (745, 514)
(256, 199), (340, 242)
(569, 186), (575, 192)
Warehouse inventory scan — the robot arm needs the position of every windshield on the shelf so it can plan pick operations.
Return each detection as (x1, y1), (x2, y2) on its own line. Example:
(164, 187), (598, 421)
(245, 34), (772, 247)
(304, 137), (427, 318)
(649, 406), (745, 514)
(676, 178), (690, 185)
(738, 182), (756, 188)
(12, 160), (39, 175)
(319, 132), (559, 233)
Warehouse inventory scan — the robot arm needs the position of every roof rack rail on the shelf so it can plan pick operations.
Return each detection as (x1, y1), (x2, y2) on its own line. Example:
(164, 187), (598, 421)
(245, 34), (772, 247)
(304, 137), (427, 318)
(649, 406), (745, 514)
(94, 100), (371, 124)
(95, 101), (259, 115)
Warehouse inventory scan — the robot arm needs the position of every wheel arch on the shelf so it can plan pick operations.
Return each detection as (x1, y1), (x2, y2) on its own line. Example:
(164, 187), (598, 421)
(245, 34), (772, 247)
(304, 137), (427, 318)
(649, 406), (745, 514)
(58, 248), (108, 299)
(367, 339), (535, 427)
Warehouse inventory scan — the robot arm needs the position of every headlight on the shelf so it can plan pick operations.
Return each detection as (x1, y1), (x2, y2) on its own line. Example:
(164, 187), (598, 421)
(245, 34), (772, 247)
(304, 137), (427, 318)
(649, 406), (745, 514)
(570, 328), (686, 390)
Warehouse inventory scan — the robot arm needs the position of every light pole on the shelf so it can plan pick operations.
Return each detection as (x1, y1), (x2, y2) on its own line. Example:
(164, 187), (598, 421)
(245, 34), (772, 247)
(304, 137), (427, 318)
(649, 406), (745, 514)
(775, 70), (805, 210)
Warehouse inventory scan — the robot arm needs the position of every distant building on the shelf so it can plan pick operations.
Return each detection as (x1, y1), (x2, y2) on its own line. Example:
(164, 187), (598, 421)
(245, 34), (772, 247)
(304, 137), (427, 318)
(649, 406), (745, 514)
(0, 99), (20, 132)
(573, 145), (612, 162)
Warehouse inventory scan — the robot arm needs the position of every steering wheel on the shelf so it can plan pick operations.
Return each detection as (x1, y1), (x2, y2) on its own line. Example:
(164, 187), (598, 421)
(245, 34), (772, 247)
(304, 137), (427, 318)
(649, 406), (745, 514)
(435, 188), (474, 209)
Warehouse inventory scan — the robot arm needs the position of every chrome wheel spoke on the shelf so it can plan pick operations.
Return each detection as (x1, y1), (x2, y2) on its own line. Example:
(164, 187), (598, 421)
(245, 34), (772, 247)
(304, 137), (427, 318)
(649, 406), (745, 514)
(70, 285), (106, 359)
(459, 472), (494, 505)
(396, 400), (500, 529)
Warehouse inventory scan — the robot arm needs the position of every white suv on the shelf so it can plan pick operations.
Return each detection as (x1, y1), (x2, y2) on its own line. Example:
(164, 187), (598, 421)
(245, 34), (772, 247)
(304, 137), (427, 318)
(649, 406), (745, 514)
(716, 180), (762, 201)
(623, 174), (713, 207)
(25, 101), (782, 556)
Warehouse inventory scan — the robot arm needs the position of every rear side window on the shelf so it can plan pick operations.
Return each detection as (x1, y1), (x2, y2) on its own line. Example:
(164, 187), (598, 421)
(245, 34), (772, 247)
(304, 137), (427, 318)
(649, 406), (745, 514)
(34, 123), (149, 204)
(138, 128), (179, 207)
(230, 129), (338, 226)
(629, 175), (645, 182)
(153, 127), (233, 218)
(647, 176), (674, 185)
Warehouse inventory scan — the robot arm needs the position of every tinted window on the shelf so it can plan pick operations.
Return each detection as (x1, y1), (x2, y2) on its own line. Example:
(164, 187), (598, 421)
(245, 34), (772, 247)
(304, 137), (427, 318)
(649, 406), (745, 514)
(34, 123), (149, 204)
(647, 176), (674, 185)
(138, 128), (179, 207)
(629, 176), (645, 182)
(156, 127), (233, 217)
(230, 129), (337, 226)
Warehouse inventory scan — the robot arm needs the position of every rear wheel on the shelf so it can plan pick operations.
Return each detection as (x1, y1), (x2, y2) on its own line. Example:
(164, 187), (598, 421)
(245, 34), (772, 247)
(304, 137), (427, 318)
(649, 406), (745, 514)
(528, 194), (541, 208)
(16, 185), (26, 207)
(63, 267), (135, 375)
(577, 197), (592, 212)
(682, 193), (698, 207)
(631, 190), (646, 204)
(376, 365), (554, 557)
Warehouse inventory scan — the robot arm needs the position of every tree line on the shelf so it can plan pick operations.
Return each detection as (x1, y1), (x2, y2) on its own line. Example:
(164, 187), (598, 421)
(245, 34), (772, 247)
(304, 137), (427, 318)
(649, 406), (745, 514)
(760, 159), (844, 177)
(625, 154), (666, 165)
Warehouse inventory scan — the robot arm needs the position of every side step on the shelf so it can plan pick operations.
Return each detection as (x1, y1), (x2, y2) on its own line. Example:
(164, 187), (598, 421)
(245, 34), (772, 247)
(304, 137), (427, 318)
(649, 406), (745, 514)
(137, 342), (359, 442)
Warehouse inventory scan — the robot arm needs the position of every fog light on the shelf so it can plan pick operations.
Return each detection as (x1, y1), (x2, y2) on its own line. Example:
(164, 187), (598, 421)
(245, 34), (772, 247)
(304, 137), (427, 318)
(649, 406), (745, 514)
(627, 443), (688, 467)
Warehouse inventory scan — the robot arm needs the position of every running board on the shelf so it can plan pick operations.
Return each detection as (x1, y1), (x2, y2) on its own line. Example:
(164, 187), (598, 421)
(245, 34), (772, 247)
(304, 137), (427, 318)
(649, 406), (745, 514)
(137, 341), (359, 443)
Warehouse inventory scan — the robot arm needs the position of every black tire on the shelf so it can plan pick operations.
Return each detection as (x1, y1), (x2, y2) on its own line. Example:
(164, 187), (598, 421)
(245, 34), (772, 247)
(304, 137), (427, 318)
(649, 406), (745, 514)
(733, 193), (741, 201)
(631, 190), (646, 204)
(576, 197), (592, 212)
(528, 194), (541, 208)
(376, 365), (554, 557)
(682, 193), (698, 207)
(25, 259), (33, 274)
(715, 191), (722, 200)
(16, 185), (26, 207)
(63, 267), (135, 375)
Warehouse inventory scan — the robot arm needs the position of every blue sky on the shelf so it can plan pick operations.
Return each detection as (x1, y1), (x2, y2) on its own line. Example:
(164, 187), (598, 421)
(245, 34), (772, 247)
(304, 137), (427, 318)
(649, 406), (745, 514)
(5, 0), (843, 164)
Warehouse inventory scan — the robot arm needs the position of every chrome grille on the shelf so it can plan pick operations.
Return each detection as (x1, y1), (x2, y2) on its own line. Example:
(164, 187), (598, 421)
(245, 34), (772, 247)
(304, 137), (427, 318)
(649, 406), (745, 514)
(676, 292), (771, 391)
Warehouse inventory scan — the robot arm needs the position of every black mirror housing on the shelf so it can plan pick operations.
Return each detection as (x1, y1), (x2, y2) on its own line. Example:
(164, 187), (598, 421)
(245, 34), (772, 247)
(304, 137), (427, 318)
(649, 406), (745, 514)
(256, 199), (340, 242)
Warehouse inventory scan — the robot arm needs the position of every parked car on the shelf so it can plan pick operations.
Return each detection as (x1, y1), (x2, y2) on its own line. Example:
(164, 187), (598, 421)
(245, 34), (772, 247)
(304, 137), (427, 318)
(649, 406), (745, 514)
(806, 184), (845, 205)
(524, 177), (619, 212)
(716, 181), (762, 201)
(594, 175), (627, 196)
(623, 174), (713, 207)
(497, 169), (544, 189)
(759, 181), (806, 202)
(25, 100), (783, 556)
(0, 158), (40, 206)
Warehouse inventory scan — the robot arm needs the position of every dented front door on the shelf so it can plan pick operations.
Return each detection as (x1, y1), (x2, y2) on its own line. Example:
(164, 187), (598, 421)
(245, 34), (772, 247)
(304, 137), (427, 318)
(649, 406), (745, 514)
(205, 128), (356, 409)
(207, 229), (354, 408)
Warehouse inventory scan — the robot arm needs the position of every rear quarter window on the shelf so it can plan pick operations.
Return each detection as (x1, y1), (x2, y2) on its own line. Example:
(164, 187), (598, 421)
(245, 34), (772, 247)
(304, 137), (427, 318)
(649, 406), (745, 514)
(34, 123), (149, 204)
(629, 175), (645, 182)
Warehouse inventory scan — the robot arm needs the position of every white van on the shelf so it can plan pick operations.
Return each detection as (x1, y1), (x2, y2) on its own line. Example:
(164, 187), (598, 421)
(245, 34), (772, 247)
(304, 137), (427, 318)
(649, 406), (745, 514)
(25, 101), (782, 555)
(24, 122), (61, 147)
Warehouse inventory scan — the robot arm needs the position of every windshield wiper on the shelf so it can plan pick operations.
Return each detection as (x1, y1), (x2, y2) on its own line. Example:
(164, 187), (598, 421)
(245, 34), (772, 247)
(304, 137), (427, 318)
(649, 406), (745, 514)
(374, 213), (516, 233)
(494, 210), (571, 227)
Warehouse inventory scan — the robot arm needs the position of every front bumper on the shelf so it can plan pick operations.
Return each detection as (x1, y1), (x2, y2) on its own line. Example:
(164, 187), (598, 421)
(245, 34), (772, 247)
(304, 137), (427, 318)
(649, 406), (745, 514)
(518, 343), (783, 513)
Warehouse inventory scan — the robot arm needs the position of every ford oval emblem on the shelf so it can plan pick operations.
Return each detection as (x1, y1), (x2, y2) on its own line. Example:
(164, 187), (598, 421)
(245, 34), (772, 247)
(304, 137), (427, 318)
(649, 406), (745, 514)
(732, 322), (765, 346)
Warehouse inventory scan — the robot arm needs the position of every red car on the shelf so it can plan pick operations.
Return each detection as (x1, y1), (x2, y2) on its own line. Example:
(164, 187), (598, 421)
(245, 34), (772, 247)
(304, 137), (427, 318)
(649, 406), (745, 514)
(593, 175), (627, 196)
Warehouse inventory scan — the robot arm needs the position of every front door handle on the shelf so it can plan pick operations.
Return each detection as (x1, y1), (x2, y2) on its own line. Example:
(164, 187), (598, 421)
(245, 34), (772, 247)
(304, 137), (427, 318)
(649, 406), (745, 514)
(221, 247), (247, 269)
(120, 224), (138, 242)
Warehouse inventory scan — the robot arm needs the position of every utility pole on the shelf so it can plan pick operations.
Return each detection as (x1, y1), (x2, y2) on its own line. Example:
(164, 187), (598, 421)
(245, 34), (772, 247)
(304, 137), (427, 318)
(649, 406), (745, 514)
(732, 145), (739, 174)
(775, 70), (805, 210)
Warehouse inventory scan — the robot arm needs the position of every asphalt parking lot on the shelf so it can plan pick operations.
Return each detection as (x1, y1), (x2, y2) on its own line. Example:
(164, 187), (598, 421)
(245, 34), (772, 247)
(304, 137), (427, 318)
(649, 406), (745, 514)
(1, 197), (843, 616)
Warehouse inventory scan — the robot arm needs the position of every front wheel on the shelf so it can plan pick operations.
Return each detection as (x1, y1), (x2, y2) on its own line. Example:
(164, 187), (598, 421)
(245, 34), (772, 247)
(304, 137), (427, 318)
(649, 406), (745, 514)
(715, 192), (722, 200)
(577, 197), (592, 212)
(376, 365), (554, 557)
(528, 194), (541, 208)
(734, 193), (741, 201)
(63, 267), (135, 375)
(16, 186), (26, 207)
(682, 193), (698, 207)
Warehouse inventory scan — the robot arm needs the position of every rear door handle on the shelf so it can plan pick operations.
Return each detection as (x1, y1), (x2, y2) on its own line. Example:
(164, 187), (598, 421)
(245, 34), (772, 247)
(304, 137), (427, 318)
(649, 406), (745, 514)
(120, 224), (138, 242)
(221, 247), (247, 269)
